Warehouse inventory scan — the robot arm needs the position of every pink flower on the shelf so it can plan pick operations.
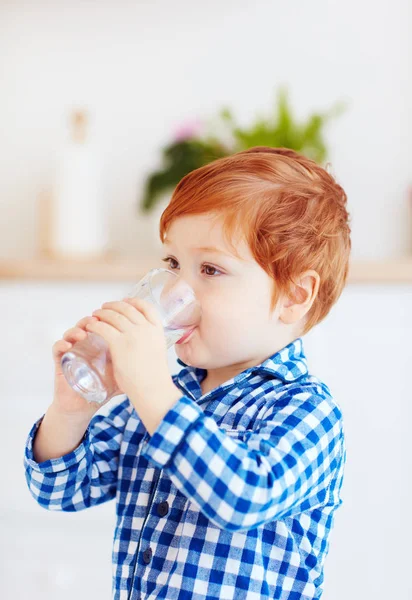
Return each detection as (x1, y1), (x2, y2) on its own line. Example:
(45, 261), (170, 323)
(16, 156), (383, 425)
(173, 118), (204, 142)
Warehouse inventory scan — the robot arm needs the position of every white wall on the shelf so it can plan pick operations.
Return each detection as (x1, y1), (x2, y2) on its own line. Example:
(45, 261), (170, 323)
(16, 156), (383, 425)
(0, 0), (411, 261)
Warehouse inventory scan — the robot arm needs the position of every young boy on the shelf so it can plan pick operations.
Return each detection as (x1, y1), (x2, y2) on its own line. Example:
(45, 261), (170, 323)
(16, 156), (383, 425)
(24, 146), (351, 599)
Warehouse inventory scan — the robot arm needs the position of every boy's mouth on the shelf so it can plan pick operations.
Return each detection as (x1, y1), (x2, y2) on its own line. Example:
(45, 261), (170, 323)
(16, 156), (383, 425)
(176, 327), (196, 344)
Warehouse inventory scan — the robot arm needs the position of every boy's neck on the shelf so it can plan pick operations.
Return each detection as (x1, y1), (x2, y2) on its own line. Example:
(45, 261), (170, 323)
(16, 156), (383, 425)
(199, 333), (302, 396)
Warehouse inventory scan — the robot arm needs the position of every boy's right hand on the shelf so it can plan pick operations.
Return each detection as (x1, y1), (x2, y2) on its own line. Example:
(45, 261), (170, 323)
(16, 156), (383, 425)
(52, 315), (109, 419)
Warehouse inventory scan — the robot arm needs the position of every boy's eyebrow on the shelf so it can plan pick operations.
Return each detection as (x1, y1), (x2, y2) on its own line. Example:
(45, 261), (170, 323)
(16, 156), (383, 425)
(164, 241), (238, 259)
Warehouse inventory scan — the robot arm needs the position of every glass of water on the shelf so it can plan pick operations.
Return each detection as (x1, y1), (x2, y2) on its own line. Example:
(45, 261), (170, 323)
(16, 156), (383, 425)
(61, 268), (200, 404)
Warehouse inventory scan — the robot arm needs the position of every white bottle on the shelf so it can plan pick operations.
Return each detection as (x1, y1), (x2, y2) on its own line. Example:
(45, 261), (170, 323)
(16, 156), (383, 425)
(52, 109), (109, 259)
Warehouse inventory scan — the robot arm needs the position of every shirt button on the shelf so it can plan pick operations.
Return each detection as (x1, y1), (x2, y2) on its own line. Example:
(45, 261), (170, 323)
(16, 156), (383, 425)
(157, 501), (169, 517)
(143, 547), (152, 564)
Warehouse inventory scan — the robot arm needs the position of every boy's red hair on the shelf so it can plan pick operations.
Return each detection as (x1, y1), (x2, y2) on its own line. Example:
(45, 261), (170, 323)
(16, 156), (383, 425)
(159, 146), (352, 336)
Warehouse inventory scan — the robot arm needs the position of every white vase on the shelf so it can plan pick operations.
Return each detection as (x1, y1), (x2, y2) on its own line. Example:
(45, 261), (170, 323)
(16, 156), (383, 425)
(51, 109), (109, 260)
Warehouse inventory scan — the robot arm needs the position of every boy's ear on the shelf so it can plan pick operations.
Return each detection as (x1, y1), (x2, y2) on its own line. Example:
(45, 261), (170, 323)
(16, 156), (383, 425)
(279, 270), (320, 325)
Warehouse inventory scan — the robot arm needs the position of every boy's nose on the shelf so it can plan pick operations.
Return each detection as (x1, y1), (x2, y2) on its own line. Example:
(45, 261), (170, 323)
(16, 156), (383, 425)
(165, 276), (202, 321)
(171, 275), (199, 300)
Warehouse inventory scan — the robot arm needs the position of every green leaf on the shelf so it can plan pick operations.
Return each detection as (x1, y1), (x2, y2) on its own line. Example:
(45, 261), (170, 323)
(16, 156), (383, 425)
(140, 139), (229, 213)
(139, 87), (346, 213)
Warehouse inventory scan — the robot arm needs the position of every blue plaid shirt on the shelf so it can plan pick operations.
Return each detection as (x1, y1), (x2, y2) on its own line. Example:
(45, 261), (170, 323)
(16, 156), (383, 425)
(24, 337), (346, 599)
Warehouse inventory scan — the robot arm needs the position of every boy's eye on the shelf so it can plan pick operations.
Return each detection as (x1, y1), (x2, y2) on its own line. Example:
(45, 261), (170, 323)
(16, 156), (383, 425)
(162, 257), (179, 270)
(161, 257), (222, 277)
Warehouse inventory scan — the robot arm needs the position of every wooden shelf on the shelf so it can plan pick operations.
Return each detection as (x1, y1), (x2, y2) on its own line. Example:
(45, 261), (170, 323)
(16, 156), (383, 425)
(0, 255), (412, 283)
(348, 259), (412, 283)
(0, 254), (157, 282)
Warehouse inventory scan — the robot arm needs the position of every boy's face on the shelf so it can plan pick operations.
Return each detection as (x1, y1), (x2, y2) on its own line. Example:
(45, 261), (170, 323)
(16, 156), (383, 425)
(162, 213), (298, 385)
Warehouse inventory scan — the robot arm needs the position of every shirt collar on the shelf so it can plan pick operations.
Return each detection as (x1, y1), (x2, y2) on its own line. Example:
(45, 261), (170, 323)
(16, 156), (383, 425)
(176, 336), (309, 393)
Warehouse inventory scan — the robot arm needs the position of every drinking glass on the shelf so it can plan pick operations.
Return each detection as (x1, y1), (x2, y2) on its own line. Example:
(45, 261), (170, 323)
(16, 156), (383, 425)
(61, 268), (200, 404)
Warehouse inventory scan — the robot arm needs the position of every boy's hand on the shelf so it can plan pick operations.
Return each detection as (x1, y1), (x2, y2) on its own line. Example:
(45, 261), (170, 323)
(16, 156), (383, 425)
(52, 315), (108, 420)
(85, 298), (180, 424)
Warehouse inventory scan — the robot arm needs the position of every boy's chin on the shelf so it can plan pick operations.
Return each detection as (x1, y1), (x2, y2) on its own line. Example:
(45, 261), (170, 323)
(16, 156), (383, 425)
(175, 332), (203, 363)
(175, 341), (196, 357)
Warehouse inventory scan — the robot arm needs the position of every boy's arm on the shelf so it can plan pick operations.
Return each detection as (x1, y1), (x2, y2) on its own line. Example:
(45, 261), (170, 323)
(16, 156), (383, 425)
(141, 385), (345, 532)
(32, 402), (94, 463)
(23, 396), (135, 512)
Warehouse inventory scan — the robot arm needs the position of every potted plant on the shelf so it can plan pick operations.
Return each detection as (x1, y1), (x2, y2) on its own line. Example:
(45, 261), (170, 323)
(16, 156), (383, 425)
(139, 86), (346, 217)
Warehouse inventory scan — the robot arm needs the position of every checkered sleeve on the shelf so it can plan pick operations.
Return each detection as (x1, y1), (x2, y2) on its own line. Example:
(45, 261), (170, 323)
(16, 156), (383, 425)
(23, 397), (133, 512)
(141, 388), (344, 532)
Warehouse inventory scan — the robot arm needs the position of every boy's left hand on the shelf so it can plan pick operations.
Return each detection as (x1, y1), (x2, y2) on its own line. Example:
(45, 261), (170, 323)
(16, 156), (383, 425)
(86, 297), (181, 421)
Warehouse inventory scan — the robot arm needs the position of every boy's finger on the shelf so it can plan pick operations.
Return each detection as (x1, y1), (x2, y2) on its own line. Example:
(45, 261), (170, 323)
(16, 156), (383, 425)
(62, 316), (99, 338)
(124, 297), (163, 328)
(52, 339), (72, 357)
(62, 329), (87, 342)
(76, 315), (99, 328)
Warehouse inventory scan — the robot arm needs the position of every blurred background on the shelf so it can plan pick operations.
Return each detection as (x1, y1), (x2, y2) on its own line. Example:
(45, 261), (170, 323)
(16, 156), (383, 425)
(0, 1), (411, 599)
